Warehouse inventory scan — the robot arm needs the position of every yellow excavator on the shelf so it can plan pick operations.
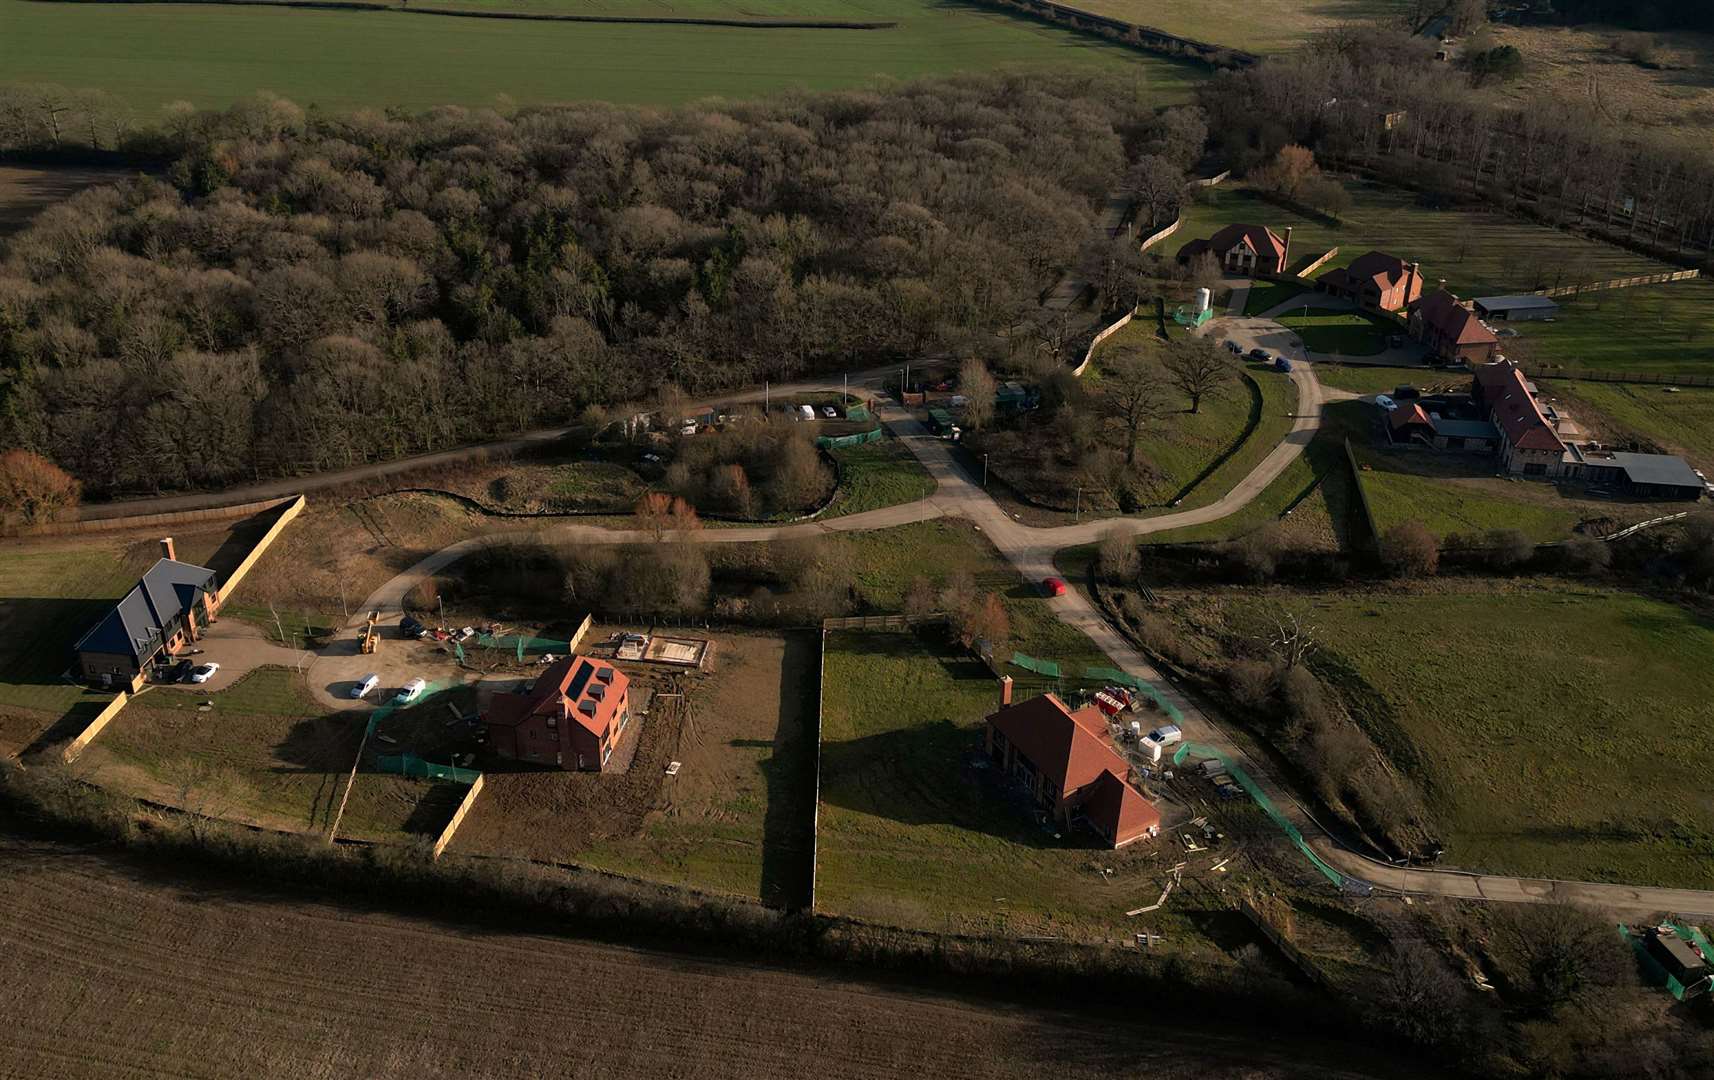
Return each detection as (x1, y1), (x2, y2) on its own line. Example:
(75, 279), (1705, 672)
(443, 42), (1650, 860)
(360, 609), (381, 655)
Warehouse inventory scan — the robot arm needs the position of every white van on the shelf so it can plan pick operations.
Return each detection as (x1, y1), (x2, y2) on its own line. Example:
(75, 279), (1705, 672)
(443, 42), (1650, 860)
(350, 673), (380, 700)
(798, 404), (815, 421)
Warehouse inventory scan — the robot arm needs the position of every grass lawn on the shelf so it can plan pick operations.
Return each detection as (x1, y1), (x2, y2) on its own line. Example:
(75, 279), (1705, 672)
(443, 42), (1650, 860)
(1556, 381), (1714, 475)
(1276, 307), (1392, 357)
(1311, 364), (1466, 397)
(0, 0), (1201, 113)
(1177, 182), (1672, 300)
(816, 629), (1217, 946)
(821, 438), (936, 519)
(1061, 0), (1406, 53)
(1219, 581), (1714, 888)
(1504, 280), (1714, 376)
(1354, 444), (1668, 543)
(87, 665), (458, 839)
(1242, 279), (1311, 316)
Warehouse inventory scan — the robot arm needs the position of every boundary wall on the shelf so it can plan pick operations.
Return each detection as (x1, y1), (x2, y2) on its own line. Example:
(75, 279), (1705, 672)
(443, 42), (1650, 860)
(432, 775), (486, 859)
(61, 692), (131, 763)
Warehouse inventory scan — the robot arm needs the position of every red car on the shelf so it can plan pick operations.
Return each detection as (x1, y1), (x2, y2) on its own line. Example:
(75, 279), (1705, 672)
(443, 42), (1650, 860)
(1041, 577), (1067, 597)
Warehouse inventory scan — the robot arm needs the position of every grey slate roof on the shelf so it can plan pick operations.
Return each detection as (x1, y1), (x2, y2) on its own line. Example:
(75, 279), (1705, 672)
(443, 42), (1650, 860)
(1429, 417), (1500, 440)
(1473, 294), (1559, 313)
(1603, 452), (1704, 490)
(74, 559), (218, 663)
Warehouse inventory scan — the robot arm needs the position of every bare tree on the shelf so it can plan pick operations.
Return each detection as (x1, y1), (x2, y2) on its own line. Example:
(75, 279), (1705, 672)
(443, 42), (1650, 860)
(1162, 338), (1233, 414)
(1096, 347), (1168, 465)
(958, 356), (997, 432)
(1265, 610), (1318, 669)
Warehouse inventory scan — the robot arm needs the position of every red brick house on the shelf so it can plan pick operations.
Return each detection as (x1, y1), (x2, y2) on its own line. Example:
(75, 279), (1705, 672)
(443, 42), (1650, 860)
(74, 539), (219, 688)
(1409, 289), (1498, 365)
(984, 690), (1160, 848)
(484, 655), (632, 771)
(1317, 252), (1423, 312)
(1471, 360), (1568, 477)
(1176, 223), (1290, 276)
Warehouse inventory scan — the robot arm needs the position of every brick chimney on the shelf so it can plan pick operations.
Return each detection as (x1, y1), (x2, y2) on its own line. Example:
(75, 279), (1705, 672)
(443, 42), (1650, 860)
(999, 675), (1014, 709)
(1282, 226), (1292, 270)
(160, 537), (176, 562)
(1407, 261), (1421, 303)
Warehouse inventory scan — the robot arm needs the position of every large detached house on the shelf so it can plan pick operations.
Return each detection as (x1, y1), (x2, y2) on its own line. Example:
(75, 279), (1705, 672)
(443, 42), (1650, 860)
(74, 541), (219, 688)
(1472, 360), (1566, 476)
(1176, 224), (1291, 276)
(985, 690), (1160, 849)
(1318, 251), (1424, 312)
(1409, 289), (1499, 365)
(484, 655), (632, 771)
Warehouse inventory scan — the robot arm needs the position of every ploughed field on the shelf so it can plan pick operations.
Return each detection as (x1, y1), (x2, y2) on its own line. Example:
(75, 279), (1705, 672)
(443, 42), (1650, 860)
(0, 832), (1423, 1079)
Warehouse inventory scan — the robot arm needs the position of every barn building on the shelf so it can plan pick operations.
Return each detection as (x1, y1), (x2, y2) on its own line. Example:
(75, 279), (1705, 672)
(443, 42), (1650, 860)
(483, 655), (632, 771)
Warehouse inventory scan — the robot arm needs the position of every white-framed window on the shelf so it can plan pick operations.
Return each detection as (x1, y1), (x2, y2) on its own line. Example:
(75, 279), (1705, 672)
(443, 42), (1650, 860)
(602, 744), (613, 766)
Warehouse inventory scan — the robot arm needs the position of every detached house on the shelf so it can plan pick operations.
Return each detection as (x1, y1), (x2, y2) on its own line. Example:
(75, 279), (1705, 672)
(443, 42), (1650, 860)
(74, 540), (219, 688)
(484, 655), (632, 771)
(1409, 289), (1499, 365)
(985, 688), (1160, 849)
(1318, 252), (1423, 312)
(1472, 360), (1567, 477)
(1176, 224), (1291, 277)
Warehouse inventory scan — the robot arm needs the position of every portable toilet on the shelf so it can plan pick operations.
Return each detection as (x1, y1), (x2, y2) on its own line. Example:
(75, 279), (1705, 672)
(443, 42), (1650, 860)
(1195, 287), (1212, 315)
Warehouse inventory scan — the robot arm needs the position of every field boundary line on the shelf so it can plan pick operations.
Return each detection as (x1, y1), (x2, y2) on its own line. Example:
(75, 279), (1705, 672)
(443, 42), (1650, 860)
(807, 628), (825, 914)
(33, 0), (899, 28)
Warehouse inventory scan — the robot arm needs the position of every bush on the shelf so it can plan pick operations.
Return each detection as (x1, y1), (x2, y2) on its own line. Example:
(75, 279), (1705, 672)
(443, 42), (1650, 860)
(1222, 528), (1281, 582)
(1381, 521), (1439, 577)
(1560, 536), (1611, 575)
(1097, 529), (1141, 586)
(1481, 528), (1535, 570)
(0, 449), (81, 524)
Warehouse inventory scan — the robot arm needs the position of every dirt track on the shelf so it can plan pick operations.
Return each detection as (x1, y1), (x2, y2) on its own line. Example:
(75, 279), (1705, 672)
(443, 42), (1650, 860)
(0, 833), (1432, 1080)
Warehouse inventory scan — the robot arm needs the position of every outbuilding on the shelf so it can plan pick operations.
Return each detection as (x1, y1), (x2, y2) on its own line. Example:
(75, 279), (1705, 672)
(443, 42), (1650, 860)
(1567, 446), (1705, 500)
(1473, 294), (1560, 321)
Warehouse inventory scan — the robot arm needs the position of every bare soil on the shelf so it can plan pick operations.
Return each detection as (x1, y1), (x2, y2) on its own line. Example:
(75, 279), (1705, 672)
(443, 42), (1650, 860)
(0, 832), (1432, 1079)
(0, 164), (131, 236)
(1489, 24), (1714, 139)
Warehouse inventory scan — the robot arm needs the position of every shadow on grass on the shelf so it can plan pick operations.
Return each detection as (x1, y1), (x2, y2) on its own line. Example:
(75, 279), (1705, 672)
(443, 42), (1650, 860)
(20, 695), (116, 761)
(0, 596), (120, 688)
(757, 631), (819, 911)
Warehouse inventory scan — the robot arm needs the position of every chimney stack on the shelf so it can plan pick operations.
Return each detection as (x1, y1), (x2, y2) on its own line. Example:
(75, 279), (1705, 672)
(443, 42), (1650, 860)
(160, 537), (176, 562)
(1282, 226), (1293, 270)
(999, 675), (1014, 709)
(1407, 261), (1420, 303)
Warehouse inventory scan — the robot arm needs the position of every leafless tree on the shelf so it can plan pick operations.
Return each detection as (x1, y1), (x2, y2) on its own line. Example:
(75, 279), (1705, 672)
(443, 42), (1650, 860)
(1162, 338), (1233, 414)
(1095, 347), (1168, 465)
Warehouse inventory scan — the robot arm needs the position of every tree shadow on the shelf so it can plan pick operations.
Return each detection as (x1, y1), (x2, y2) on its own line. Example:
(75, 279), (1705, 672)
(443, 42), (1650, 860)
(19, 696), (116, 761)
(757, 631), (819, 911)
(0, 596), (123, 688)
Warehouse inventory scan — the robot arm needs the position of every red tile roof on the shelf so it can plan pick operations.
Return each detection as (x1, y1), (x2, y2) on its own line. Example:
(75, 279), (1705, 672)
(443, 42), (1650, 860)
(485, 655), (628, 738)
(1389, 402), (1433, 431)
(1177, 223), (1287, 266)
(1081, 769), (1161, 847)
(1475, 361), (1564, 453)
(1416, 289), (1498, 347)
(1321, 251), (1414, 293)
(987, 693), (1132, 795)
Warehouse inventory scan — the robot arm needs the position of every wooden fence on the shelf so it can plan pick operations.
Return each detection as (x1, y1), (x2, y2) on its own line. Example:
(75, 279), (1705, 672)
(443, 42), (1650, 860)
(1523, 367), (1714, 387)
(1137, 217), (1181, 253)
(1072, 310), (1135, 376)
(214, 494), (306, 605)
(61, 692), (130, 763)
(1343, 439), (1381, 553)
(12, 492), (301, 538)
(808, 629), (826, 913)
(1534, 268), (1700, 299)
(431, 774), (485, 860)
(1293, 246), (1340, 279)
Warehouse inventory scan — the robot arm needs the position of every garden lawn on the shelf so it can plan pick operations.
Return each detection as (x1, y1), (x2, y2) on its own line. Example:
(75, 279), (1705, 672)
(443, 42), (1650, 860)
(821, 439), (935, 519)
(1557, 380), (1714, 474)
(1223, 582), (1714, 888)
(1311, 364), (1466, 397)
(1505, 280), (1714, 375)
(1177, 182), (1672, 299)
(1242, 280), (1310, 316)
(0, 0), (1201, 113)
(815, 629), (1219, 948)
(1276, 307), (1391, 357)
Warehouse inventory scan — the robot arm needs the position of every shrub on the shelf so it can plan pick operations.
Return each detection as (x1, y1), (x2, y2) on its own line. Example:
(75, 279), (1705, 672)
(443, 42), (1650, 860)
(1222, 528), (1281, 583)
(1481, 528), (1534, 570)
(0, 449), (81, 524)
(1560, 536), (1611, 575)
(1225, 657), (1278, 709)
(1381, 521), (1439, 577)
(1097, 529), (1141, 586)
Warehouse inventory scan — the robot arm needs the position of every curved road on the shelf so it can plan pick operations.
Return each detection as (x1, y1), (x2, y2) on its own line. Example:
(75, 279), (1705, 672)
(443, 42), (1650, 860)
(315, 315), (1712, 917)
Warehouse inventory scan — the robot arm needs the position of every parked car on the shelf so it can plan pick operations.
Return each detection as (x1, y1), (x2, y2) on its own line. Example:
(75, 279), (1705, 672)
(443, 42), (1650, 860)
(166, 659), (194, 683)
(1224, 340), (1242, 354)
(1392, 386), (1419, 400)
(394, 678), (427, 704)
(351, 674), (380, 700)
(798, 404), (815, 421)
(399, 616), (426, 639)
(821, 405), (838, 419)
(678, 421), (698, 436)
(188, 662), (220, 684)
(1273, 356), (1293, 373)
(1374, 394), (1397, 411)
(1041, 577), (1068, 598)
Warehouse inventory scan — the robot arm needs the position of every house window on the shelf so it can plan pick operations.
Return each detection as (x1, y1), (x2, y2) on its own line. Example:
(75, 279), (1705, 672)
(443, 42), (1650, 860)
(602, 744), (613, 765)
(1524, 462), (1547, 476)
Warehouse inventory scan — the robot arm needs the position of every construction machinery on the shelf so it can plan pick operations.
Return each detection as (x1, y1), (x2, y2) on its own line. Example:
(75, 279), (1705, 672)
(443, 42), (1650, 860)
(360, 609), (381, 655)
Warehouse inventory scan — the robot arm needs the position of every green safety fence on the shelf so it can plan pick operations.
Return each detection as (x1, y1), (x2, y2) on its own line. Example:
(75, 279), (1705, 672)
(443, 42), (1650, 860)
(846, 403), (871, 421)
(1173, 741), (1348, 890)
(1008, 652), (1062, 678)
(1620, 921), (1714, 1001)
(816, 427), (885, 451)
(1083, 666), (1185, 723)
(374, 752), (480, 784)
(454, 634), (569, 665)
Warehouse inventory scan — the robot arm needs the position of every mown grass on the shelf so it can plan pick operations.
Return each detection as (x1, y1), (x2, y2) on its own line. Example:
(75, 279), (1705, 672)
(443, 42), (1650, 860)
(1275, 307), (1393, 357)
(1221, 581), (1714, 888)
(1062, 0), (1406, 53)
(141, 666), (318, 716)
(0, 0), (1201, 112)
(1501, 279), (1714, 376)
(1177, 182), (1672, 301)
(1557, 381), (1714, 474)
(821, 439), (936, 519)
(0, 542), (141, 717)
(1241, 279), (1309, 316)
(815, 629), (1211, 945)
(1312, 364), (1465, 397)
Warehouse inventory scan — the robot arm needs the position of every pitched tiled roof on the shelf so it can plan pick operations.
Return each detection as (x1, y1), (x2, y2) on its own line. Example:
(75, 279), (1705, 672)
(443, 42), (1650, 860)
(987, 693), (1130, 794)
(1081, 769), (1161, 847)
(1324, 251), (1414, 292)
(1178, 223), (1286, 265)
(1416, 290), (1498, 347)
(485, 655), (628, 738)
(1476, 361), (1564, 453)
(74, 559), (216, 663)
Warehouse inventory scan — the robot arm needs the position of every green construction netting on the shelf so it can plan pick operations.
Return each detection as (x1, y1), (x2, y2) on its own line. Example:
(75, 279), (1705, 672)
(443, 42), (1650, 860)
(1620, 921), (1714, 1001)
(846, 403), (871, 421)
(816, 428), (885, 450)
(374, 752), (480, 784)
(453, 634), (568, 665)
(1173, 741), (1347, 890)
(1083, 666), (1185, 723)
(1008, 652), (1061, 678)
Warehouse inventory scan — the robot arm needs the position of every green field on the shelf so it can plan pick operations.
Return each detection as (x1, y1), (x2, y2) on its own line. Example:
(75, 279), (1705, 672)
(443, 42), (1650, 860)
(1177, 183), (1671, 301)
(1222, 582), (1714, 887)
(1241, 279), (1307, 316)
(1276, 307), (1393, 357)
(1505, 281), (1714, 376)
(821, 439), (936, 519)
(0, 0), (1200, 112)
(1558, 381), (1714, 474)
(1354, 444), (1665, 544)
(1311, 364), (1465, 397)
(1065, 0), (1406, 53)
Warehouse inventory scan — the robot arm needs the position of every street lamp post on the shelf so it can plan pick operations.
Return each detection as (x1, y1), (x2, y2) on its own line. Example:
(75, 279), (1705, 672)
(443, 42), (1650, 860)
(1075, 485), (1082, 523)
(982, 453), (989, 488)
